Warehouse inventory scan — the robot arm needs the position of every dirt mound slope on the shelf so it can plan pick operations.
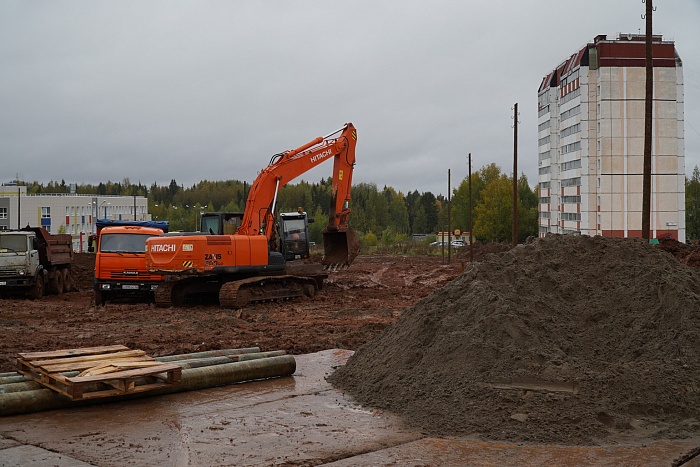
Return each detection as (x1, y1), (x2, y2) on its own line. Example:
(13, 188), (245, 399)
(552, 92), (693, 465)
(329, 234), (700, 445)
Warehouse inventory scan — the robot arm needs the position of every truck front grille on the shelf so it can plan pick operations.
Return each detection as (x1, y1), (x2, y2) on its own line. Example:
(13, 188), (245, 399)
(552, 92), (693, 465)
(110, 272), (160, 281)
(0, 269), (19, 278)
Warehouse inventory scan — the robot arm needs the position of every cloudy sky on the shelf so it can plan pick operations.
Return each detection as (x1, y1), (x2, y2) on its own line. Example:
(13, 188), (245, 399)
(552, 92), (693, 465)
(1, 1), (699, 197)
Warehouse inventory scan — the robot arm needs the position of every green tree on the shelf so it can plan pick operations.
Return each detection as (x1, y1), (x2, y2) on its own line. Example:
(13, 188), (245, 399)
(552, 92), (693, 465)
(686, 166), (700, 241)
(473, 174), (512, 242)
(517, 173), (538, 241)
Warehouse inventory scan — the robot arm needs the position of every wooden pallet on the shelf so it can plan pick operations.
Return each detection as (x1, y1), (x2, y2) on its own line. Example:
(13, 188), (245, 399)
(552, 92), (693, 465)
(17, 345), (182, 400)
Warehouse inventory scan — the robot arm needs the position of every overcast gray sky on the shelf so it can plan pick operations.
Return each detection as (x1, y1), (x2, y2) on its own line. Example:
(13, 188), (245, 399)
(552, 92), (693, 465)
(2, 1), (699, 197)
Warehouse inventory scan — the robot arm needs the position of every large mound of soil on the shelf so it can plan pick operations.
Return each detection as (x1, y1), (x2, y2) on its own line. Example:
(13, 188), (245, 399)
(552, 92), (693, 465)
(329, 235), (700, 445)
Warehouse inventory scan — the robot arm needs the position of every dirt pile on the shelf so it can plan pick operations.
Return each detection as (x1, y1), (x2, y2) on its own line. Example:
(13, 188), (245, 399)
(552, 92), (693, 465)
(329, 235), (700, 445)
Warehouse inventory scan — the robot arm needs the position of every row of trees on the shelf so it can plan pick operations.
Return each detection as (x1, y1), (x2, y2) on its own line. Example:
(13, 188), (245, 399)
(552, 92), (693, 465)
(18, 164), (540, 244)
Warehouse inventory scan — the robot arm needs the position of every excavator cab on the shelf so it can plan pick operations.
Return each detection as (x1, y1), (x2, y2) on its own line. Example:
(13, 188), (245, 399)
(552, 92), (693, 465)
(199, 212), (244, 235)
(279, 211), (312, 261)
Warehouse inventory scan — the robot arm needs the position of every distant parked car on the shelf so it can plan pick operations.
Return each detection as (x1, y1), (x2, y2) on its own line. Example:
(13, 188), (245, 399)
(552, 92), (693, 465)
(429, 241), (442, 247)
(451, 240), (466, 247)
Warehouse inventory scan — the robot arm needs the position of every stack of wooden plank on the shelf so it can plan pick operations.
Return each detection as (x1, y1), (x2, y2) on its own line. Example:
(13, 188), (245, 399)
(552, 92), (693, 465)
(16, 345), (181, 400)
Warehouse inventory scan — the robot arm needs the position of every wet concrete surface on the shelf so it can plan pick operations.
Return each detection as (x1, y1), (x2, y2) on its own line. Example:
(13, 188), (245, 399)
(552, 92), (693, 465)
(1, 349), (700, 466)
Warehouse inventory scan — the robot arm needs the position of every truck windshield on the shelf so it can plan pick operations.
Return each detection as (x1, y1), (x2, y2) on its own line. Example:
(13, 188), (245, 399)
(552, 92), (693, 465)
(0, 235), (28, 252)
(282, 218), (306, 241)
(100, 234), (153, 253)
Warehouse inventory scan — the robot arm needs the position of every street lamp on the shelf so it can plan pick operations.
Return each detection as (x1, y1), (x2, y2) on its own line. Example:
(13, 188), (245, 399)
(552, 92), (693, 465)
(100, 201), (111, 219)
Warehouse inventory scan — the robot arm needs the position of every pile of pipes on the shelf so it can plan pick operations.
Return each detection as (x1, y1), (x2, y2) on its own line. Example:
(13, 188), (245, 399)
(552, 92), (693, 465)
(0, 347), (295, 416)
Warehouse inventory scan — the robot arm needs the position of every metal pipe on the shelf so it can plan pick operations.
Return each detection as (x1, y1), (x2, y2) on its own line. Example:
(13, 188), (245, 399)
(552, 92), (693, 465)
(0, 355), (296, 416)
(155, 347), (261, 362)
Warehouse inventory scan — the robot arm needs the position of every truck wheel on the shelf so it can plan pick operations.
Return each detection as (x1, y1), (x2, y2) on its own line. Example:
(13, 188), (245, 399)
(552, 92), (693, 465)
(29, 275), (45, 300)
(48, 272), (60, 295)
(94, 290), (106, 307)
(55, 271), (64, 295)
(62, 269), (71, 293)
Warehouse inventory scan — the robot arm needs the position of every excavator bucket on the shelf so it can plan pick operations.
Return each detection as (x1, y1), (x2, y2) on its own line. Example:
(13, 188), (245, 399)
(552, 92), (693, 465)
(321, 226), (361, 269)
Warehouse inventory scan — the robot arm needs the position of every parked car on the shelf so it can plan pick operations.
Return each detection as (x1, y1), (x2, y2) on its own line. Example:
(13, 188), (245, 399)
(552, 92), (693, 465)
(451, 240), (466, 247)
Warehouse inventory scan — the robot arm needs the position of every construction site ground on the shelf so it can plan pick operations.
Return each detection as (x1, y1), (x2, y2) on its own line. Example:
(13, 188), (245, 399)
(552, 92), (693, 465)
(1, 246), (700, 466)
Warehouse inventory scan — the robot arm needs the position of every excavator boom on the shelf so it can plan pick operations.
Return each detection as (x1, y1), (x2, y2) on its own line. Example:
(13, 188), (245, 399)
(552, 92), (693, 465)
(237, 123), (360, 268)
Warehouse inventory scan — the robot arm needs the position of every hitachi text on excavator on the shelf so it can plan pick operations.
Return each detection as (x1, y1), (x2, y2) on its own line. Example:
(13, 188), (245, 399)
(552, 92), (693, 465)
(145, 123), (361, 307)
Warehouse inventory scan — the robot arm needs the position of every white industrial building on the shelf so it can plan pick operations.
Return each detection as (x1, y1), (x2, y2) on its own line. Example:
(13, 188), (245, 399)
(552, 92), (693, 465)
(537, 33), (684, 240)
(0, 184), (150, 251)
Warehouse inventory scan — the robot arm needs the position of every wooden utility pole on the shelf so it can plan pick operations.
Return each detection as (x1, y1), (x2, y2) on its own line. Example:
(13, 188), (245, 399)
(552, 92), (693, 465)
(512, 103), (519, 247)
(468, 153), (474, 262)
(642, 0), (654, 240)
(447, 169), (451, 265)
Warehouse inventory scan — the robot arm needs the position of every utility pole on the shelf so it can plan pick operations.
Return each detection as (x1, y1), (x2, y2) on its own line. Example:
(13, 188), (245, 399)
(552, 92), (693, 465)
(512, 103), (519, 247)
(468, 153), (474, 262)
(447, 169), (451, 265)
(642, 0), (654, 240)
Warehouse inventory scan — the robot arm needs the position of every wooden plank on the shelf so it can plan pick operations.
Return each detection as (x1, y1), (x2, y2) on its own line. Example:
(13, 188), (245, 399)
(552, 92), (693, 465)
(66, 364), (182, 384)
(29, 350), (149, 368)
(77, 361), (166, 377)
(41, 355), (153, 373)
(18, 345), (129, 361)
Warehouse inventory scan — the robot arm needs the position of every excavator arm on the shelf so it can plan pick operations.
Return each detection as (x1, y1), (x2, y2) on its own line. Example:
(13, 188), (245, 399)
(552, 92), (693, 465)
(238, 122), (360, 267)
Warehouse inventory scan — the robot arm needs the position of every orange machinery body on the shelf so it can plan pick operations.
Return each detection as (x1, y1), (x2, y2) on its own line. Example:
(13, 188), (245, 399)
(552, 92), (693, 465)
(146, 234), (275, 275)
(144, 123), (358, 307)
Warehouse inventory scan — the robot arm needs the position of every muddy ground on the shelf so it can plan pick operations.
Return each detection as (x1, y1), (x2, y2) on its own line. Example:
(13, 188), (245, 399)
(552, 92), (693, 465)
(0, 249), (472, 373)
(3, 237), (700, 452)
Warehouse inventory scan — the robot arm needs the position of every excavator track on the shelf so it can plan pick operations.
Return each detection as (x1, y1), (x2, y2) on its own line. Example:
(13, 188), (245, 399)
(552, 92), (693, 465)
(219, 275), (318, 308)
(154, 282), (176, 307)
(154, 281), (190, 307)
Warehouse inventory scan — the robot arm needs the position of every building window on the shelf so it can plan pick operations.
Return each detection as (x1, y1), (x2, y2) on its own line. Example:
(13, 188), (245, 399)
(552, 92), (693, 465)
(561, 177), (581, 187)
(41, 207), (50, 218)
(560, 105), (581, 122)
(561, 212), (582, 221)
(0, 207), (6, 219)
(560, 159), (582, 172)
(561, 123), (581, 139)
(562, 196), (581, 203)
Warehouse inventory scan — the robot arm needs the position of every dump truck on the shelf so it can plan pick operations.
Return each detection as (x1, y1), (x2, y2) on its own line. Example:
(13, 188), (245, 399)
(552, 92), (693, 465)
(88, 219), (169, 306)
(0, 227), (73, 299)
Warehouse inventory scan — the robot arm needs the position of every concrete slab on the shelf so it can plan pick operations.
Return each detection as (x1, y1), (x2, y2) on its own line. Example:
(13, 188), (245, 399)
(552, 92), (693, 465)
(0, 445), (95, 467)
(1, 349), (699, 466)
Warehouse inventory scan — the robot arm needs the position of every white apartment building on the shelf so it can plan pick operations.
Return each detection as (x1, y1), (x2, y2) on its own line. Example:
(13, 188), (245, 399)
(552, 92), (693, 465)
(0, 184), (151, 251)
(537, 33), (684, 240)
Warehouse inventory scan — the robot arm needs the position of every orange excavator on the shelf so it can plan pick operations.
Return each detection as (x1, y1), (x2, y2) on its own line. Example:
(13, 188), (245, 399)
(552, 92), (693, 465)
(145, 122), (360, 307)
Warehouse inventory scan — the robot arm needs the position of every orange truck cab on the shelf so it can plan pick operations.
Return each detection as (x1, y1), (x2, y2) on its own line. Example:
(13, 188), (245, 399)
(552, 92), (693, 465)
(89, 220), (169, 306)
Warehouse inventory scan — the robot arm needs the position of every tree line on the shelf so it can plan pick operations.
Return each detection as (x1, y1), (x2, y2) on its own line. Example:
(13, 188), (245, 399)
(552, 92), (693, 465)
(19, 164), (540, 244)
